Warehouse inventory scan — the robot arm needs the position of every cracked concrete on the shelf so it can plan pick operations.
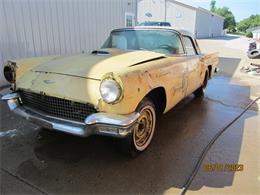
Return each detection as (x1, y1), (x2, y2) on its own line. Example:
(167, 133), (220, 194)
(1, 168), (47, 195)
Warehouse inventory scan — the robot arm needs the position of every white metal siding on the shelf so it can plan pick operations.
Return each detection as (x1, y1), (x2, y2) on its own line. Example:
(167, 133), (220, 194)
(211, 15), (224, 37)
(137, 0), (196, 34)
(137, 0), (166, 23)
(252, 30), (260, 39)
(137, 0), (224, 39)
(0, 0), (137, 86)
(195, 9), (212, 38)
(195, 9), (224, 38)
(166, 0), (196, 34)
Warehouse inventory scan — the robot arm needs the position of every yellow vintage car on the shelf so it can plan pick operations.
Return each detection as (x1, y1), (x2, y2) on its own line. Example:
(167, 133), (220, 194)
(2, 27), (218, 155)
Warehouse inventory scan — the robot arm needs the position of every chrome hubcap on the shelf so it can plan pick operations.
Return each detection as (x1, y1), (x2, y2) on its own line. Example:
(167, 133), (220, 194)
(133, 106), (155, 151)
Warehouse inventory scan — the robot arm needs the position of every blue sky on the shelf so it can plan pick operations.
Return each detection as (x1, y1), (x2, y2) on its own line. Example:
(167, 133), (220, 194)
(176, 0), (260, 22)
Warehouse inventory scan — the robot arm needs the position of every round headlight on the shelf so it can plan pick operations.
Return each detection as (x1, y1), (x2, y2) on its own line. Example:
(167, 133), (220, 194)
(4, 65), (15, 83)
(100, 79), (122, 103)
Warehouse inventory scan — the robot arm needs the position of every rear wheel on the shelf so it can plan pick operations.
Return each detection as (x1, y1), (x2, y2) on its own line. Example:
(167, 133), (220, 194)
(193, 71), (209, 98)
(118, 98), (156, 157)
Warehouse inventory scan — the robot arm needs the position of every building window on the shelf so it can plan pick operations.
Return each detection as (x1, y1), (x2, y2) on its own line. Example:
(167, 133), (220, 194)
(125, 12), (135, 27)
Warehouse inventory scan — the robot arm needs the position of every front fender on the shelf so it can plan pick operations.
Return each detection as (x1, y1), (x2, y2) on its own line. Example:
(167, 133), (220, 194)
(10, 56), (59, 80)
(97, 70), (161, 115)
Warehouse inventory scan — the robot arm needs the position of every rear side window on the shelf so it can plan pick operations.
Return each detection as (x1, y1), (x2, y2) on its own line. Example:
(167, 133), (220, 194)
(183, 36), (197, 55)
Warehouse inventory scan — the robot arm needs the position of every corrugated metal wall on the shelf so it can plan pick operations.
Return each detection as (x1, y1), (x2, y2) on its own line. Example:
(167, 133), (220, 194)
(137, 0), (224, 39)
(166, 0), (196, 35)
(211, 14), (224, 37)
(195, 8), (224, 38)
(137, 0), (166, 23)
(138, 0), (197, 33)
(195, 9), (212, 38)
(0, 0), (137, 85)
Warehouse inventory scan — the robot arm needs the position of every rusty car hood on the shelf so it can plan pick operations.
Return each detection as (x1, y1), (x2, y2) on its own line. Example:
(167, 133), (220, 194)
(31, 49), (166, 79)
(15, 48), (166, 106)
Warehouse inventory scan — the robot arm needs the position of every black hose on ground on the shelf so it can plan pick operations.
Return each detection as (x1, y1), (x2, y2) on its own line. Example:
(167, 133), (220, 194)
(179, 96), (260, 195)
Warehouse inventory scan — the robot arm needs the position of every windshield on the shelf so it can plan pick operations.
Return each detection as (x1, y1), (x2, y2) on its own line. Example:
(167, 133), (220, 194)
(102, 30), (184, 55)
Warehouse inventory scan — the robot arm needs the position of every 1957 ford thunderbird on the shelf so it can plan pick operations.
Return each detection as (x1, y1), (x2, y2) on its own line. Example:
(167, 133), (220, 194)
(2, 27), (218, 155)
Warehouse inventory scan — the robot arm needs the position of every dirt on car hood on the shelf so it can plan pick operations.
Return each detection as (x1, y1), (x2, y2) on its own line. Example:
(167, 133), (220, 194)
(31, 48), (166, 80)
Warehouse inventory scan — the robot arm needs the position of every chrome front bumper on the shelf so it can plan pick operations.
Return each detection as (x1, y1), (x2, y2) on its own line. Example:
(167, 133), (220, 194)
(1, 93), (140, 138)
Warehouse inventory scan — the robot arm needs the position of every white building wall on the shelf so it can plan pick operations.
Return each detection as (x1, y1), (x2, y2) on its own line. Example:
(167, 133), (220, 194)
(252, 30), (260, 39)
(195, 8), (224, 38)
(210, 13), (224, 37)
(195, 9), (212, 38)
(137, 0), (196, 34)
(137, 0), (223, 38)
(0, 0), (137, 86)
(166, 0), (196, 35)
(137, 0), (166, 23)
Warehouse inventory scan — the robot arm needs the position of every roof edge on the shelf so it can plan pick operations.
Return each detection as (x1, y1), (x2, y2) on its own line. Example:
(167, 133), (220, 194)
(168, 0), (197, 11)
(168, 1), (224, 20)
(197, 7), (225, 19)
(111, 26), (195, 37)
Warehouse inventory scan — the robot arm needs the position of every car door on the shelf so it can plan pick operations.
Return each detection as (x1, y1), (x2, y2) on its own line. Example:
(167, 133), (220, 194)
(183, 36), (202, 96)
(162, 33), (189, 111)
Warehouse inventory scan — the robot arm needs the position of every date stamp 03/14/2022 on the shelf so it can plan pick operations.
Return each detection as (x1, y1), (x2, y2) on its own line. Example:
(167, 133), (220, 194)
(203, 164), (244, 172)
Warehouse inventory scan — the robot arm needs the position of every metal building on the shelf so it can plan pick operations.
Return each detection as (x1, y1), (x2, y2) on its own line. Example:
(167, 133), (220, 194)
(0, 0), (137, 85)
(137, 0), (224, 38)
(247, 26), (260, 39)
(195, 7), (224, 38)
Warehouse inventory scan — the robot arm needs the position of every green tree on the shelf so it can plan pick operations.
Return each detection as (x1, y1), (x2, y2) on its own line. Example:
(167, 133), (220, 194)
(214, 7), (236, 31)
(245, 31), (253, 38)
(237, 15), (260, 32)
(210, 1), (236, 31)
(210, 0), (216, 12)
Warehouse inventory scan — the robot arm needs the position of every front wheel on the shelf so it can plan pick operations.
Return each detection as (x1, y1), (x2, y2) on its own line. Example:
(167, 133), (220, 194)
(118, 98), (156, 157)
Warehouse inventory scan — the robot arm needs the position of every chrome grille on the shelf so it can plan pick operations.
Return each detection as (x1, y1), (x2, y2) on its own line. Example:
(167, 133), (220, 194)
(19, 90), (97, 122)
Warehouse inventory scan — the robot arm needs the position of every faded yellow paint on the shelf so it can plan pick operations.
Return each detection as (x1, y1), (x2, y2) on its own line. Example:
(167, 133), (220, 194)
(31, 49), (166, 79)
(8, 48), (218, 115)
(15, 56), (59, 80)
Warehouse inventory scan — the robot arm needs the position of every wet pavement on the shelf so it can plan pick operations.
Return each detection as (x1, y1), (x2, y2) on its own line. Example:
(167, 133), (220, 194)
(1, 73), (259, 194)
(1, 36), (260, 194)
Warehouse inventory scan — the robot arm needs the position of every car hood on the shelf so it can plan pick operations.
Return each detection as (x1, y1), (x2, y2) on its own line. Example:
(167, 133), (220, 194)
(31, 48), (166, 79)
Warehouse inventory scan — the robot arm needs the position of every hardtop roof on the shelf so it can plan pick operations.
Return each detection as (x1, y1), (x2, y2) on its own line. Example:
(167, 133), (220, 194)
(112, 26), (195, 39)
